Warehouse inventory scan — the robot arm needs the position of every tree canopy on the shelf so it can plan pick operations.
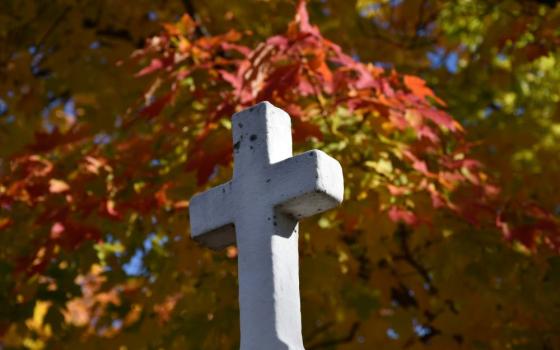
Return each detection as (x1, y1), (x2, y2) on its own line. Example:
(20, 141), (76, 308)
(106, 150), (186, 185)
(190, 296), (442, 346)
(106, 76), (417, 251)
(1, 0), (560, 349)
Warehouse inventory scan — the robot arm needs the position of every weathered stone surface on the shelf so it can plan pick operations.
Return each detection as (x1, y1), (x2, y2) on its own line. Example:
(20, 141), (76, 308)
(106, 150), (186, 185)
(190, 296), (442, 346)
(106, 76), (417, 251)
(189, 101), (344, 350)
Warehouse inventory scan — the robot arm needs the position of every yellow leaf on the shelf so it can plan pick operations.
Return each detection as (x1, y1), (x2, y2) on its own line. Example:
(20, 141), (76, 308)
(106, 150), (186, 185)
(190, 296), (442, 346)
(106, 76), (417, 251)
(26, 301), (50, 332)
(49, 179), (69, 193)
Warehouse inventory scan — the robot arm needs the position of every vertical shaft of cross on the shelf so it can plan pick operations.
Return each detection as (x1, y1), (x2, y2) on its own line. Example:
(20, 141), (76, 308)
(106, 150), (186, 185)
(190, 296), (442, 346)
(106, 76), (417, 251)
(236, 209), (303, 349)
(232, 102), (304, 349)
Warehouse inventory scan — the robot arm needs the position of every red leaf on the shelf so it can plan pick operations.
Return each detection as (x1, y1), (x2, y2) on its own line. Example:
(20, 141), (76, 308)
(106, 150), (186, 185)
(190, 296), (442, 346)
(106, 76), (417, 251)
(292, 119), (323, 142)
(135, 58), (164, 77)
(288, 0), (319, 37)
(266, 36), (289, 49)
(156, 183), (172, 207)
(422, 109), (459, 131)
(524, 43), (548, 62)
(413, 160), (429, 174)
(185, 129), (233, 185)
(59, 221), (101, 250)
(352, 65), (381, 90)
(50, 222), (65, 239)
(388, 206), (418, 226)
(428, 187), (446, 208)
(220, 70), (242, 91)
(417, 125), (440, 143)
(140, 91), (175, 118)
(28, 126), (90, 153)
(387, 185), (408, 196)
(221, 42), (251, 56)
(297, 76), (315, 96)
(257, 64), (300, 102)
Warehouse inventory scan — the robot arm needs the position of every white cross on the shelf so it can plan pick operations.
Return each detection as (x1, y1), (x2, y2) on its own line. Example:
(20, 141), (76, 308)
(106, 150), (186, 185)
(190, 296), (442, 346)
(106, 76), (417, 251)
(189, 102), (344, 350)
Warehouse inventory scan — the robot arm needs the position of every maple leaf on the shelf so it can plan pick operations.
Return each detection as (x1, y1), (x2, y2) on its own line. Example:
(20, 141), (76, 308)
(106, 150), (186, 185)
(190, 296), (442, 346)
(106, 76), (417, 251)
(403, 75), (446, 106)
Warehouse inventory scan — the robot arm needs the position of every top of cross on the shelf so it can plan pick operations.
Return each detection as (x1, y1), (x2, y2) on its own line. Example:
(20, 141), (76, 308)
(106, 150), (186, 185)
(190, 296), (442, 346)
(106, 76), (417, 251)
(231, 101), (293, 177)
(189, 101), (343, 250)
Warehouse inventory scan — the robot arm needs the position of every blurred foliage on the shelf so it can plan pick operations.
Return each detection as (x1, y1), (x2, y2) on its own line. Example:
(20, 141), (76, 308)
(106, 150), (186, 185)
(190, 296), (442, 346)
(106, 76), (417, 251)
(1, 0), (560, 349)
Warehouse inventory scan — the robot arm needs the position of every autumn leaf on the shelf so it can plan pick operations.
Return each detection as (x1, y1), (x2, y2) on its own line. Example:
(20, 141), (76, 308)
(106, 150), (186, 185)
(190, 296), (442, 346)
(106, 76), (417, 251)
(49, 179), (70, 193)
(0, 217), (12, 230)
(403, 75), (446, 106)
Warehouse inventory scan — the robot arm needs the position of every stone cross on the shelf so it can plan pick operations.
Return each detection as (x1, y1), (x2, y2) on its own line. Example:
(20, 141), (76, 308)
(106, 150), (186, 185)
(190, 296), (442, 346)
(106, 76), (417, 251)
(189, 102), (344, 350)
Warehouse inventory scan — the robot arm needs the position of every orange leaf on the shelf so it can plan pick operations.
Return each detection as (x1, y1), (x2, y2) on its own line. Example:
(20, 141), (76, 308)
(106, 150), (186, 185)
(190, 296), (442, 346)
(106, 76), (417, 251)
(0, 217), (12, 230)
(106, 200), (120, 218)
(227, 246), (238, 259)
(173, 200), (189, 209)
(404, 75), (434, 99)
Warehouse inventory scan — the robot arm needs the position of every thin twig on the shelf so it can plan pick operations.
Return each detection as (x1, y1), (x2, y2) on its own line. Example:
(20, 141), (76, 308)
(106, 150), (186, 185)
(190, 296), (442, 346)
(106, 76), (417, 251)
(307, 322), (360, 349)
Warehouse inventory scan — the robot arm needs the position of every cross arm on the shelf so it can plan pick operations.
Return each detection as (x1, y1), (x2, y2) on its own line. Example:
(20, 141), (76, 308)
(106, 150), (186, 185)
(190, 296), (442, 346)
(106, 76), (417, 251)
(189, 181), (236, 250)
(269, 150), (344, 219)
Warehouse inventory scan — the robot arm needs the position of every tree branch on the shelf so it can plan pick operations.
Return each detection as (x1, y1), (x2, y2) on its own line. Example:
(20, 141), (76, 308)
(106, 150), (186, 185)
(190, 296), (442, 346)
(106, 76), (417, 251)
(36, 5), (72, 49)
(394, 223), (438, 295)
(307, 322), (360, 349)
(304, 321), (334, 344)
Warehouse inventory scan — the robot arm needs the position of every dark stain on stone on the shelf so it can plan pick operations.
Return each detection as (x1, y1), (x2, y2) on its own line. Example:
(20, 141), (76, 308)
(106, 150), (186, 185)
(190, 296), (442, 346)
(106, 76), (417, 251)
(249, 107), (255, 112)
(222, 188), (225, 193)
(250, 134), (258, 142)
(250, 146), (254, 150)
(266, 179), (271, 183)
(273, 222), (277, 226)
(308, 152), (315, 157)
(267, 217), (271, 221)
(316, 208), (322, 212)
(234, 141), (241, 152)
(238, 123), (243, 128)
